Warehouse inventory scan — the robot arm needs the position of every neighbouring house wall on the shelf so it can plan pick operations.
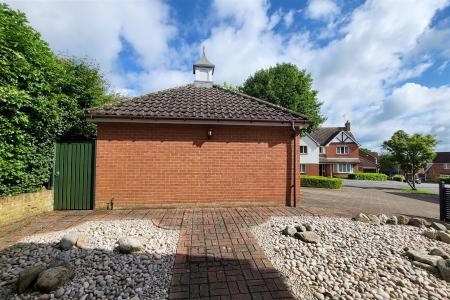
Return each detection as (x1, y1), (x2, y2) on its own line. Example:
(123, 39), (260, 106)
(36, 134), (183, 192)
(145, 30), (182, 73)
(300, 135), (319, 164)
(303, 164), (320, 176)
(0, 189), (53, 227)
(325, 143), (359, 158)
(426, 164), (450, 180)
(95, 123), (300, 208)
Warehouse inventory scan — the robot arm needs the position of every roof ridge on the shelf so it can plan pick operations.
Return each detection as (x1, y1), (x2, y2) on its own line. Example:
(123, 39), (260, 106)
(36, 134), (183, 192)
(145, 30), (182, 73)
(212, 85), (310, 122)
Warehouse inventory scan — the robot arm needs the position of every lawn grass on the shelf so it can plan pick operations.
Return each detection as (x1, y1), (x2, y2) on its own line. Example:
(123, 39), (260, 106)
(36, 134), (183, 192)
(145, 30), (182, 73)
(402, 188), (437, 195)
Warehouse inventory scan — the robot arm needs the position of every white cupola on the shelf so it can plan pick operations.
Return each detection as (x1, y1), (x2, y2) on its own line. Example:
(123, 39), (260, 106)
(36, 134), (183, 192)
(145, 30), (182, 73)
(193, 46), (215, 87)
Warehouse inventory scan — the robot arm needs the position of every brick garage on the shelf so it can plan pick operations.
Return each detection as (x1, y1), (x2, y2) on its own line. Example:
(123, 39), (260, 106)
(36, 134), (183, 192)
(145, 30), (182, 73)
(89, 84), (310, 208)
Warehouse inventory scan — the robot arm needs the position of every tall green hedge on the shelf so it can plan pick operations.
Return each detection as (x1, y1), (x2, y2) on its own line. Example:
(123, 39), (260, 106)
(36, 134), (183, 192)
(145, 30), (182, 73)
(440, 177), (450, 184)
(392, 175), (405, 182)
(0, 4), (117, 196)
(347, 173), (388, 181)
(300, 176), (342, 189)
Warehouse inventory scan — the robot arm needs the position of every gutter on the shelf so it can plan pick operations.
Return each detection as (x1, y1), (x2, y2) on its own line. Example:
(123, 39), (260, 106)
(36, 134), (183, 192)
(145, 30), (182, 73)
(292, 120), (297, 208)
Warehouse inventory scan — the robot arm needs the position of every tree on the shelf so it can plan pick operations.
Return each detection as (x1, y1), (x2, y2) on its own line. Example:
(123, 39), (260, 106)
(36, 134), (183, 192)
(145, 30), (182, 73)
(0, 4), (116, 196)
(222, 82), (241, 93)
(378, 153), (400, 177)
(241, 63), (326, 131)
(382, 130), (438, 190)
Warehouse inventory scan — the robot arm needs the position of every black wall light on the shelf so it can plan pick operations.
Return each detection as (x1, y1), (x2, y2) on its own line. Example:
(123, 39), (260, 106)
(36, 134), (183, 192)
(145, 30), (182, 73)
(207, 128), (213, 139)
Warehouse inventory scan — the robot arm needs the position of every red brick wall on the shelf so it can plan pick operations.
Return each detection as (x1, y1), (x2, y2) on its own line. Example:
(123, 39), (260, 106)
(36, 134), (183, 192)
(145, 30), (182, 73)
(95, 123), (300, 208)
(426, 164), (450, 180)
(326, 143), (359, 158)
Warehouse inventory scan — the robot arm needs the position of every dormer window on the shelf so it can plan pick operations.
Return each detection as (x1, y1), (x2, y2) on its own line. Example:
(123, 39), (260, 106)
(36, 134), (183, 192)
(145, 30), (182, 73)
(337, 146), (349, 155)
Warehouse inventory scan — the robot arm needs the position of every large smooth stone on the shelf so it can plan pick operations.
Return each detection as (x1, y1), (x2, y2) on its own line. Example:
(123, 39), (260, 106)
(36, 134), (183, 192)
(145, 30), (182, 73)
(117, 237), (143, 253)
(17, 263), (46, 293)
(397, 215), (410, 225)
(367, 215), (381, 225)
(431, 222), (447, 231)
(438, 231), (450, 244)
(282, 226), (297, 237)
(294, 231), (320, 244)
(423, 230), (439, 240)
(437, 259), (450, 282)
(405, 249), (442, 266)
(59, 232), (79, 250)
(34, 266), (74, 292)
(75, 234), (89, 249)
(408, 218), (426, 227)
(353, 213), (370, 223)
(430, 248), (450, 259)
(386, 216), (398, 225)
(412, 261), (439, 275)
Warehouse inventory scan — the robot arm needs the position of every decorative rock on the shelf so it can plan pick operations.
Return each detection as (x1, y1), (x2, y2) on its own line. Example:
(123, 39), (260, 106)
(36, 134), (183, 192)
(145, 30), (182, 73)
(378, 214), (388, 224)
(294, 231), (320, 244)
(386, 216), (398, 225)
(48, 255), (71, 269)
(117, 237), (143, 253)
(438, 231), (450, 244)
(295, 225), (307, 232)
(437, 259), (450, 282)
(17, 263), (47, 293)
(54, 287), (65, 298)
(423, 230), (439, 240)
(282, 226), (297, 237)
(405, 249), (442, 266)
(431, 222), (447, 231)
(59, 232), (79, 250)
(75, 234), (89, 249)
(367, 215), (381, 225)
(305, 223), (315, 231)
(408, 218), (426, 227)
(353, 213), (370, 223)
(34, 266), (74, 292)
(430, 248), (449, 259)
(397, 215), (410, 225)
(412, 261), (439, 274)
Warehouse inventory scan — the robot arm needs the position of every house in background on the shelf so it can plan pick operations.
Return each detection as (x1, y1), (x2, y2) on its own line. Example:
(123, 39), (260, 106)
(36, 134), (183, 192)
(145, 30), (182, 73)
(359, 149), (379, 173)
(424, 152), (450, 180)
(300, 121), (360, 177)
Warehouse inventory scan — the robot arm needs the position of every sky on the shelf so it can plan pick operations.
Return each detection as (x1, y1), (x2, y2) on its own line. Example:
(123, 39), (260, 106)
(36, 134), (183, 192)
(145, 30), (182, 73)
(5, 0), (450, 151)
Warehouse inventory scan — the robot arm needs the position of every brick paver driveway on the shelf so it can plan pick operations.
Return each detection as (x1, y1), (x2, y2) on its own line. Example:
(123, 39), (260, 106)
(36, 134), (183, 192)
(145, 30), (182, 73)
(0, 187), (441, 299)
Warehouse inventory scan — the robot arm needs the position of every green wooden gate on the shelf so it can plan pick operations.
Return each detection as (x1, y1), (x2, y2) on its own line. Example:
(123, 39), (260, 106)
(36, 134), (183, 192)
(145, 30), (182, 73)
(53, 141), (95, 210)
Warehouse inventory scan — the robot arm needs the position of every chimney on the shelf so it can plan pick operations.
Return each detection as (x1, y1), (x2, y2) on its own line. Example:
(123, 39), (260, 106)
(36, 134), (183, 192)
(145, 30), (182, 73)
(345, 120), (351, 131)
(193, 46), (215, 87)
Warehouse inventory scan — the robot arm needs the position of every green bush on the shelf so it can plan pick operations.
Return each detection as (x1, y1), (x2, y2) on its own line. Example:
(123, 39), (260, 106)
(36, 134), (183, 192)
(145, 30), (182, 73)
(300, 176), (342, 189)
(347, 173), (388, 181)
(392, 175), (405, 182)
(440, 177), (450, 184)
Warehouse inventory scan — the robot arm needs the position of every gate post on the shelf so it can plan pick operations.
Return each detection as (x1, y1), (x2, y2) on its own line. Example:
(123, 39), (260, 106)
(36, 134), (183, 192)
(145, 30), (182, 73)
(440, 181), (446, 221)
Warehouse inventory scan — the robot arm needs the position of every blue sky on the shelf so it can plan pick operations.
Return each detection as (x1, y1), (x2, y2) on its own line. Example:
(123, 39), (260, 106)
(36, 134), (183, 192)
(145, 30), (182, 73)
(6, 0), (450, 151)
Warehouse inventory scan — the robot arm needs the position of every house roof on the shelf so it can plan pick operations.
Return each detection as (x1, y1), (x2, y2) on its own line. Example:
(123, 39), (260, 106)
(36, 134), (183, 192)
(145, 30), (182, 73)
(87, 84), (311, 125)
(433, 152), (450, 163)
(310, 127), (357, 145)
(193, 47), (215, 73)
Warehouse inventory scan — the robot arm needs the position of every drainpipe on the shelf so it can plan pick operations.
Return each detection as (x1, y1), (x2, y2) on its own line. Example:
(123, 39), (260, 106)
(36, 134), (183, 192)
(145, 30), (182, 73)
(291, 121), (297, 208)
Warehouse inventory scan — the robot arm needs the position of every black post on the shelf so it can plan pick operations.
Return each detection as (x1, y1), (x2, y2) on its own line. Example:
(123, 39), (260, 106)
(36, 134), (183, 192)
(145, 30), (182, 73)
(440, 181), (445, 221)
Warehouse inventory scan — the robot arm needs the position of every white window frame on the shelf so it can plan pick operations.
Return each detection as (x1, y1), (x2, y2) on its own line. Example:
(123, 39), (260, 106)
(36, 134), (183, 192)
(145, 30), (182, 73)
(300, 164), (306, 173)
(444, 163), (450, 169)
(319, 146), (325, 154)
(300, 145), (308, 155)
(336, 146), (349, 155)
(335, 163), (353, 173)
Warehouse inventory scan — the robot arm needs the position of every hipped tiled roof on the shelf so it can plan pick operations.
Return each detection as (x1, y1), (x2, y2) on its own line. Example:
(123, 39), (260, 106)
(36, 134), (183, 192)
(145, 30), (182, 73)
(433, 152), (450, 163)
(87, 84), (311, 125)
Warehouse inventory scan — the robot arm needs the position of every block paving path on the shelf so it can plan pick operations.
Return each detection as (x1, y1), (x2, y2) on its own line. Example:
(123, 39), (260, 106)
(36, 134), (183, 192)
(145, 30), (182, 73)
(0, 207), (312, 299)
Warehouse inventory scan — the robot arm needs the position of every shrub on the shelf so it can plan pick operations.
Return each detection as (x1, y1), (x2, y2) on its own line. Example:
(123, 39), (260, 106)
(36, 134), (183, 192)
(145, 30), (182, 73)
(347, 173), (388, 181)
(300, 176), (342, 189)
(440, 177), (450, 184)
(392, 175), (405, 182)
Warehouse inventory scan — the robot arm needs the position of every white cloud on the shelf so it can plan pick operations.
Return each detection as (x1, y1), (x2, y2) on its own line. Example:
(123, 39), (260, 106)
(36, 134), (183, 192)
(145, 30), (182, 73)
(284, 10), (295, 27)
(305, 0), (340, 20)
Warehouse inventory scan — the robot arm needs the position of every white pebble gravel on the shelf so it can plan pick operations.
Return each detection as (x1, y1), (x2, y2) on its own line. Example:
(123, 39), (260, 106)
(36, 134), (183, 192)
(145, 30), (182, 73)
(252, 216), (450, 300)
(0, 220), (179, 300)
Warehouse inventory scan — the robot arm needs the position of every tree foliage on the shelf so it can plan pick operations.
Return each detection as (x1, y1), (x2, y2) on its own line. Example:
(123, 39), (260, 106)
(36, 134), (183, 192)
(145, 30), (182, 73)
(0, 4), (116, 196)
(241, 63), (326, 131)
(378, 153), (400, 177)
(382, 130), (438, 189)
